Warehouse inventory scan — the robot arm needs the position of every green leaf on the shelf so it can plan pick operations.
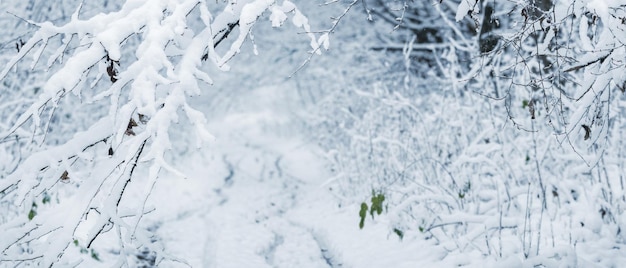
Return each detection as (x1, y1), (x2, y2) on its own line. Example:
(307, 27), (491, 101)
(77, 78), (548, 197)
(522, 99), (529, 108)
(359, 202), (368, 229)
(418, 226), (424, 232)
(90, 249), (101, 261)
(370, 193), (385, 217)
(359, 202), (368, 218)
(376, 195), (383, 214)
(458, 181), (471, 199)
(393, 228), (404, 240)
(73, 240), (79, 246)
(28, 209), (36, 221)
(42, 193), (51, 204)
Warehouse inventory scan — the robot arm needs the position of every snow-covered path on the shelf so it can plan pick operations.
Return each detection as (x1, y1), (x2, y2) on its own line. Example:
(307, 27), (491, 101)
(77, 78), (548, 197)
(144, 80), (442, 267)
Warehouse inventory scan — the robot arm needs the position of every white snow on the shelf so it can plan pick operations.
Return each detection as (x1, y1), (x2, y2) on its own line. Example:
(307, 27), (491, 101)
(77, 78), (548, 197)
(455, 0), (477, 22)
(2, 0), (626, 267)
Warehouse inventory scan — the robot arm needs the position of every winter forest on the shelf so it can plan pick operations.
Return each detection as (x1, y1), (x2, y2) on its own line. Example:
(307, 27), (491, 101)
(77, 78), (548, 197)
(0, 0), (625, 267)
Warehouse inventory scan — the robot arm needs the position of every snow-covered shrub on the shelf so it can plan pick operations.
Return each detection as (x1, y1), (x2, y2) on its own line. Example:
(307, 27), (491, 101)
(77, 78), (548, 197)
(312, 0), (626, 265)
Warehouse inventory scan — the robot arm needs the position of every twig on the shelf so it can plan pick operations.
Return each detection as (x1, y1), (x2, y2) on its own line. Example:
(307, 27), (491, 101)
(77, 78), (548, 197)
(290, 0), (359, 77)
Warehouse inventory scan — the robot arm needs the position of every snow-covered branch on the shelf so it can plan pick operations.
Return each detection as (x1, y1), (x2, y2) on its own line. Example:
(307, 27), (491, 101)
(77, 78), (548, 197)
(0, 0), (324, 265)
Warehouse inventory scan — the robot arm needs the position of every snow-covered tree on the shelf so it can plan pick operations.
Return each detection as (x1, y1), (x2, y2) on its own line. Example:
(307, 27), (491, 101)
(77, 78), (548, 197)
(0, 0), (326, 266)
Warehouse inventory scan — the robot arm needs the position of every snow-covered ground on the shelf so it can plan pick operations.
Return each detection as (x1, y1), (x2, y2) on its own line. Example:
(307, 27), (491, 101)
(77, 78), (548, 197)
(141, 77), (429, 267)
(148, 92), (388, 266)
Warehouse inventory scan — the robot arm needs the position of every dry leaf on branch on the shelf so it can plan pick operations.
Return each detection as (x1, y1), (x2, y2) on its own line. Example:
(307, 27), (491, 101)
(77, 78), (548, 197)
(582, 124), (591, 140)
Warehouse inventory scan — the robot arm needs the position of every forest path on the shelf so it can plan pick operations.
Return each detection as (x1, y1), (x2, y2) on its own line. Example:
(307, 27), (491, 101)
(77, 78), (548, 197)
(146, 82), (440, 267)
(139, 10), (442, 264)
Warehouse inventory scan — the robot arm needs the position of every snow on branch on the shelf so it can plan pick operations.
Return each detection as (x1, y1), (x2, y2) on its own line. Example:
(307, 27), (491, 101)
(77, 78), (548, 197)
(0, 0), (323, 265)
